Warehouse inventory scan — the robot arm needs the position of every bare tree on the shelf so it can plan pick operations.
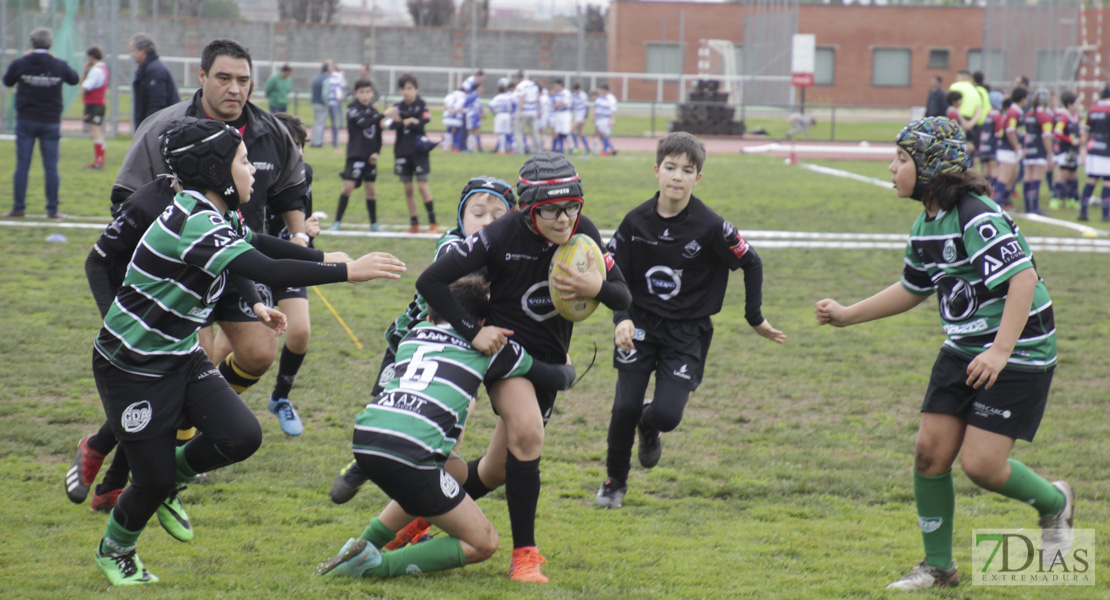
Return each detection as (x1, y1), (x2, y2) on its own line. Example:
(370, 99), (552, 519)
(277, 0), (341, 23)
(457, 0), (490, 29)
(407, 0), (456, 28)
(584, 5), (606, 33)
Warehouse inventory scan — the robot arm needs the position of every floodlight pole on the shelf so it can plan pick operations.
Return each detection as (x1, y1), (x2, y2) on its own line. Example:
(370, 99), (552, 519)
(0, 0), (7, 132)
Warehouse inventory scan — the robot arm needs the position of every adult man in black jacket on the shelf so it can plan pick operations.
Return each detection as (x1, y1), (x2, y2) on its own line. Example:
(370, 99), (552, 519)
(112, 39), (310, 424)
(2, 27), (78, 218)
(129, 33), (178, 127)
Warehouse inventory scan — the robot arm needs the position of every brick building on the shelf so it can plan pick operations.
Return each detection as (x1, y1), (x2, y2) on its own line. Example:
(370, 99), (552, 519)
(607, 1), (1099, 107)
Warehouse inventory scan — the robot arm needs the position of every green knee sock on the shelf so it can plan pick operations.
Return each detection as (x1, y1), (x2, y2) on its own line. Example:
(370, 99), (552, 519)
(360, 517), (396, 549)
(362, 537), (465, 578)
(994, 459), (1065, 516)
(914, 470), (955, 570)
(102, 509), (144, 553)
(174, 445), (198, 485)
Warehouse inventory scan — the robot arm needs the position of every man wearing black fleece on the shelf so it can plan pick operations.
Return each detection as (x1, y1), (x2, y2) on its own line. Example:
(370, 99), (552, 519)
(3, 27), (78, 219)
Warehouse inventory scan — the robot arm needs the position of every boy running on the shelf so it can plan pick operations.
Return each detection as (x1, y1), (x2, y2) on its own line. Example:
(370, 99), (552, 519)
(330, 79), (384, 232)
(415, 152), (632, 582)
(596, 132), (785, 508)
(90, 118), (406, 585)
(815, 117), (1074, 590)
(316, 275), (577, 581)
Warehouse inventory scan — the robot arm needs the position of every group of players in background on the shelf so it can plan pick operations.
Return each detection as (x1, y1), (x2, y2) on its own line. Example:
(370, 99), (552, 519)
(442, 69), (620, 156)
(942, 70), (1110, 222)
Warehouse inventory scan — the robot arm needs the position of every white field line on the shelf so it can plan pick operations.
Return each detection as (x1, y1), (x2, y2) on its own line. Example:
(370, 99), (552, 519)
(6, 219), (1108, 253)
(743, 143), (896, 157)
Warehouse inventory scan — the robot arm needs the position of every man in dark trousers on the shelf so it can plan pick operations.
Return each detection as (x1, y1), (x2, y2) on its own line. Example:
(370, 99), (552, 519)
(129, 33), (178, 127)
(925, 76), (947, 118)
(2, 27), (79, 219)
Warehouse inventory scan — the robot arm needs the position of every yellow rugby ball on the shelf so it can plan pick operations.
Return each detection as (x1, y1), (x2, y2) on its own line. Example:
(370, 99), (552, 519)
(548, 233), (607, 322)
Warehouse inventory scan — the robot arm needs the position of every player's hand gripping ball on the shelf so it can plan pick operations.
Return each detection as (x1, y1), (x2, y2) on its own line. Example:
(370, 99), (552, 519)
(548, 233), (606, 322)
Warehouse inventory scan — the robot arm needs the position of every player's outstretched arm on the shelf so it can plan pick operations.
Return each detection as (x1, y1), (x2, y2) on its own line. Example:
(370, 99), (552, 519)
(752, 319), (786, 344)
(815, 282), (927, 327)
(346, 252), (406, 282)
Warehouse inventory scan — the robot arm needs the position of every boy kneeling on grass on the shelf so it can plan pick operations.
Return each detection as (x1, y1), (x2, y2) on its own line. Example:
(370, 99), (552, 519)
(317, 274), (576, 580)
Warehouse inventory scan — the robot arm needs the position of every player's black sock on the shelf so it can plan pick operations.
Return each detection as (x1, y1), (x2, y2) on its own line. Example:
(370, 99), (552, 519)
(366, 198), (377, 224)
(424, 201), (437, 225)
(218, 354), (261, 394)
(88, 422), (117, 456)
(271, 345), (306, 400)
(410, 215), (419, 226)
(504, 450), (540, 548)
(335, 194), (350, 222)
(462, 458), (492, 500)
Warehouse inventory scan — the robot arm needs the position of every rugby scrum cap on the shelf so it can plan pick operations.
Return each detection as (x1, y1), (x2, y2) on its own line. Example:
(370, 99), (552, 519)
(516, 152), (583, 208)
(895, 117), (972, 186)
(161, 117), (245, 210)
(457, 176), (517, 231)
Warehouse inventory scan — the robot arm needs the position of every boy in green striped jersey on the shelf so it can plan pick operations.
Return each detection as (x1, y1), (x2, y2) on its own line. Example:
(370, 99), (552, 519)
(91, 118), (406, 586)
(317, 274), (576, 580)
(816, 117), (1073, 590)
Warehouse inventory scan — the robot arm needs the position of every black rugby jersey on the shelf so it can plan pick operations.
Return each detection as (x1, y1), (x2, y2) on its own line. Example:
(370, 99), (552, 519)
(417, 212), (631, 361)
(608, 194), (764, 325)
(347, 101), (383, 159)
(391, 96), (430, 157)
(1085, 100), (1110, 158)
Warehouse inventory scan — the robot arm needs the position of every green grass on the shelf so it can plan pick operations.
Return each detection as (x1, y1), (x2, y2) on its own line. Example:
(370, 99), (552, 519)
(0, 137), (1107, 599)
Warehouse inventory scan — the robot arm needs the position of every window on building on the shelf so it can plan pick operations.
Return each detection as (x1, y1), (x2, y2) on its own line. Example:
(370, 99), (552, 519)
(1036, 50), (1065, 84)
(967, 49), (1005, 79)
(872, 48), (911, 87)
(928, 49), (950, 69)
(646, 43), (683, 75)
(815, 47), (834, 85)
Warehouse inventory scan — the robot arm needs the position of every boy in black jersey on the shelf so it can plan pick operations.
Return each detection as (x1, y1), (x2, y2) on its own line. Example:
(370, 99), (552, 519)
(330, 79), (383, 232)
(389, 73), (439, 234)
(416, 152), (631, 583)
(596, 132), (785, 509)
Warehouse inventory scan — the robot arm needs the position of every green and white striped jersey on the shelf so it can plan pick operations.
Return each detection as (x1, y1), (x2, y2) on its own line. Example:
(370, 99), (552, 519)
(383, 229), (465, 351)
(901, 193), (1056, 370)
(94, 190), (254, 376)
(354, 321), (534, 469)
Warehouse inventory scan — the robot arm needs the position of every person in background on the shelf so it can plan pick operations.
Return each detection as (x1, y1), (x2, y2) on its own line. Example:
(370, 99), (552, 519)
(310, 61), (331, 148)
(2, 27), (79, 219)
(925, 76), (947, 118)
(129, 33), (177, 128)
(264, 64), (292, 113)
(82, 45), (109, 170)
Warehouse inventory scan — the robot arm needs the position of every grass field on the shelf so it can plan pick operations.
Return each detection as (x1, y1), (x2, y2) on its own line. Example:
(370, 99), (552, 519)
(0, 135), (1107, 599)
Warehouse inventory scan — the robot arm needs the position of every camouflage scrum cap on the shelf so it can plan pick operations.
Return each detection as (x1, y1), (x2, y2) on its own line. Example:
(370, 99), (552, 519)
(895, 117), (972, 185)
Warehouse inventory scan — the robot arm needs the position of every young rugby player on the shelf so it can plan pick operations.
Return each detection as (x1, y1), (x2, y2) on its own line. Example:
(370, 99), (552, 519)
(330, 79), (384, 232)
(388, 73), (439, 233)
(815, 117), (1073, 590)
(977, 91), (1002, 194)
(316, 275), (577, 580)
(991, 88), (1026, 211)
(90, 118), (405, 585)
(1021, 88), (1054, 215)
(415, 152), (632, 583)
(330, 176), (519, 505)
(1052, 91), (1081, 209)
(596, 132), (785, 509)
(1078, 84), (1110, 221)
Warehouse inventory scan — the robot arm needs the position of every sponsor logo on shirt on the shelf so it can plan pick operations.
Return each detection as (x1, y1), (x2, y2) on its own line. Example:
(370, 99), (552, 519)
(977, 222), (998, 242)
(440, 469), (460, 498)
(683, 239), (702, 259)
(943, 318), (989, 335)
(122, 400), (152, 433)
(645, 265), (682, 301)
(659, 228), (673, 241)
(616, 347), (638, 364)
(252, 162), (275, 172)
(521, 281), (557, 322)
(972, 401), (1012, 420)
(673, 364), (691, 380)
(505, 252), (539, 262)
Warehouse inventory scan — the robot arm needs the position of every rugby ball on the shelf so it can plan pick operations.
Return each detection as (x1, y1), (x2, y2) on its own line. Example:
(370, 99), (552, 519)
(548, 233), (606, 322)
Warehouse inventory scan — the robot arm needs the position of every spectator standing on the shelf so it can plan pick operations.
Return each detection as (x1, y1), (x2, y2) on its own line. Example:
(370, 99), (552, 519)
(2, 27), (79, 219)
(129, 33), (177, 128)
(925, 76), (946, 118)
(310, 61), (330, 147)
(82, 45), (110, 170)
(264, 64), (293, 113)
(327, 62), (348, 148)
